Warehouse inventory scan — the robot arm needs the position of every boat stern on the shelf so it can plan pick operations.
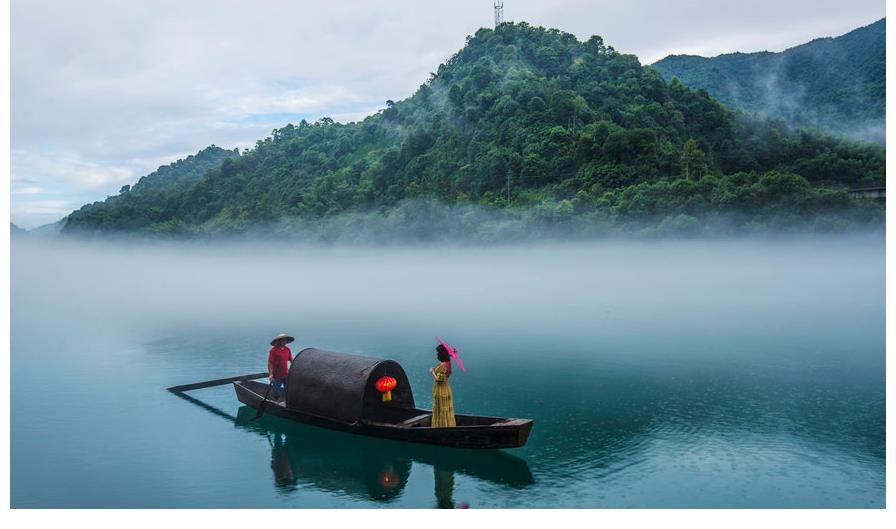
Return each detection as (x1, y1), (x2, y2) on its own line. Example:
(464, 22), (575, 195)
(504, 419), (534, 448)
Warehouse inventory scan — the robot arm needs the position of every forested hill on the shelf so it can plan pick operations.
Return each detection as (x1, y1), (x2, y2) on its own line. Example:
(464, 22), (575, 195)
(66, 145), (238, 232)
(63, 22), (884, 239)
(652, 19), (885, 144)
(129, 145), (239, 193)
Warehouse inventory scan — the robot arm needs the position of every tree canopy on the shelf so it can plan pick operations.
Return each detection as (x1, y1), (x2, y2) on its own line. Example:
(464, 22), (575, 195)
(63, 22), (884, 239)
(653, 18), (885, 144)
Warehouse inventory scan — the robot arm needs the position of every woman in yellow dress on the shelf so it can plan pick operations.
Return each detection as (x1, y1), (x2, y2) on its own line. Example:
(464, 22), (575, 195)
(430, 343), (456, 427)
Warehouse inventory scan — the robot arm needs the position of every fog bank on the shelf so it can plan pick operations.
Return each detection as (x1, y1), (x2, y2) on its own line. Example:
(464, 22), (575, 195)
(11, 235), (884, 365)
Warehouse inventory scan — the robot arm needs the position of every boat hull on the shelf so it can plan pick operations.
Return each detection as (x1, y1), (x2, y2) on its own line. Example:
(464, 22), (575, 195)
(234, 381), (533, 449)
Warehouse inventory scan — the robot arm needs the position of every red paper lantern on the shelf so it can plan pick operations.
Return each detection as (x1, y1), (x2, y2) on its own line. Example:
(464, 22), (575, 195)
(375, 376), (397, 402)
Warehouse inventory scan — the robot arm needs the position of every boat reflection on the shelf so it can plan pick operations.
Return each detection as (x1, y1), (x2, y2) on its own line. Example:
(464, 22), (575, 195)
(435, 467), (468, 509)
(268, 430), (296, 491)
(258, 421), (412, 500)
(233, 406), (534, 504)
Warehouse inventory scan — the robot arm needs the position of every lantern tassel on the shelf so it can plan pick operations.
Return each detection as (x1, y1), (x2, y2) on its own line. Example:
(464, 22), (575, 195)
(382, 390), (392, 402)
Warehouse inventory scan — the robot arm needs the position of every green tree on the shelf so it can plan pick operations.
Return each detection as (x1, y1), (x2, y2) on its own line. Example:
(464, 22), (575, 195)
(680, 139), (707, 180)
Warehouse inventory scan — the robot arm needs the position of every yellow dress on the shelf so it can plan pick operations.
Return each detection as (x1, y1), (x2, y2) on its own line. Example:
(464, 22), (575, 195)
(431, 362), (456, 427)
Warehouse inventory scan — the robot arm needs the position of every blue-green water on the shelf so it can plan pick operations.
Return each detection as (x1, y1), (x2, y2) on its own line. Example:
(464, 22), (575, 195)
(11, 237), (885, 508)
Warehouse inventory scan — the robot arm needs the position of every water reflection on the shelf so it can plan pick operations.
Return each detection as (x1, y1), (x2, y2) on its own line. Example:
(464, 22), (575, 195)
(434, 467), (470, 509)
(236, 407), (414, 501)
(267, 431), (296, 492)
(233, 407), (533, 502)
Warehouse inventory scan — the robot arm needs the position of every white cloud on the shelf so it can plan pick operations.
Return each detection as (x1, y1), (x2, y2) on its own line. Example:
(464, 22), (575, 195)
(12, 186), (43, 195)
(14, 200), (75, 214)
(12, 150), (135, 189)
(12, 199), (81, 228)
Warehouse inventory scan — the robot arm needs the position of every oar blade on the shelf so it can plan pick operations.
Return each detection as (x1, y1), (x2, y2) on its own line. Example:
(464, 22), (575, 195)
(251, 382), (275, 421)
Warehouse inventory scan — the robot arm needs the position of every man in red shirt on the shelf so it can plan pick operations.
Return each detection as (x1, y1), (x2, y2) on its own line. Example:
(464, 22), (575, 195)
(268, 334), (294, 400)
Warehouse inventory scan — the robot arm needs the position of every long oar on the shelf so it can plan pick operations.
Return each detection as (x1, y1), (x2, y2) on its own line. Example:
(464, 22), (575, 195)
(170, 390), (239, 422)
(251, 381), (275, 421)
(166, 372), (269, 393)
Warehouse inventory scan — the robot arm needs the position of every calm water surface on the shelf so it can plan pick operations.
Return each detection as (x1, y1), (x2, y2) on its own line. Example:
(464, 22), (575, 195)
(10, 237), (885, 507)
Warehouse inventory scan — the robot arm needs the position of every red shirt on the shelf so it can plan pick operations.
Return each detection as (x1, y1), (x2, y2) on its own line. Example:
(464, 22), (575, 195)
(268, 346), (292, 379)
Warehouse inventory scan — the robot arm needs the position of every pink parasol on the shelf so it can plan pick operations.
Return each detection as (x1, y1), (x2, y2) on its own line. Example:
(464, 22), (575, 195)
(436, 336), (466, 372)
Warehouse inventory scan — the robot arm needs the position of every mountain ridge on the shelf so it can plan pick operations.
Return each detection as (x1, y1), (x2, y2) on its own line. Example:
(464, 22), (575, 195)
(61, 21), (884, 240)
(652, 18), (885, 143)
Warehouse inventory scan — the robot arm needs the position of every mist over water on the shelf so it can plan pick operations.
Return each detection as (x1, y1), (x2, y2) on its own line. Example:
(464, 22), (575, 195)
(11, 235), (885, 507)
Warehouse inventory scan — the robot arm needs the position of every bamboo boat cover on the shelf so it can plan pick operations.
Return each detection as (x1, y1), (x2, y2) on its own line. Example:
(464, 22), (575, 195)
(286, 348), (415, 423)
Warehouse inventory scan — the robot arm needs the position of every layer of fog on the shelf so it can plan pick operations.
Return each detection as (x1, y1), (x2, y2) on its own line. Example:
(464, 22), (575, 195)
(11, 235), (884, 367)
(725, 68), (884, 144)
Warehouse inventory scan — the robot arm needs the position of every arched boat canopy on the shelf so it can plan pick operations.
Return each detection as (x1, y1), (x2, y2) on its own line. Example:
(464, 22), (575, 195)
(286, 348), (415, 424)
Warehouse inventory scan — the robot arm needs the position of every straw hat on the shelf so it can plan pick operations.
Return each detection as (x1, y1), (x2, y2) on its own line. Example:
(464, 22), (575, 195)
(270, 333), (295, 346)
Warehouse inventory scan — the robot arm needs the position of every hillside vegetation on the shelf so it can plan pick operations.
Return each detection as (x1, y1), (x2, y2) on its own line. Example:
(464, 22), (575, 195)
(653, 19), (885, 144)
(63, 22), (884, 240)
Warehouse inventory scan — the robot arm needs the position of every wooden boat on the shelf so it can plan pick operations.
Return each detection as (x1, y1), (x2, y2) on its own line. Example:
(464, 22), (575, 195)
(232, 348), (533, 449)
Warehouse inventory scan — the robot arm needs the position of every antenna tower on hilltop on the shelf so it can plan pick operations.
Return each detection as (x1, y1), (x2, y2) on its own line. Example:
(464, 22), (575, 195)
(494, 1), (504, 27)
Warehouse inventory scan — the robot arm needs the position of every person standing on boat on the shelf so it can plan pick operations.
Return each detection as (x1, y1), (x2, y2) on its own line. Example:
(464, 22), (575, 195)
(268, 334), (294, 400)
(430, 339), (460, 428)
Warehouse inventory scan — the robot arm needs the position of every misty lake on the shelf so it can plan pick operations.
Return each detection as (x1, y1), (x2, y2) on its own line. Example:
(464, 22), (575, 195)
(10, 235), (885, 508)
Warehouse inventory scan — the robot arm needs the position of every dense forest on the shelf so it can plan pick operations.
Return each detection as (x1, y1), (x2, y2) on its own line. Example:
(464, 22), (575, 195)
(653, 18), (885, 144)
(63, 22), (885, 240)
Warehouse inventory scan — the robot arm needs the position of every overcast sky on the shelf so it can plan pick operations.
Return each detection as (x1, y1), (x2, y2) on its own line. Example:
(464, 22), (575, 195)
(10, 0), (885, 228)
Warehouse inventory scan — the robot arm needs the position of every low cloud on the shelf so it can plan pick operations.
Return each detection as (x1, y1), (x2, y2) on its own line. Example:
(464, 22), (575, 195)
(12, 200), (78, 225)
(14, 200), (74, 213)
(12, 186), (44, 195)
(13, 150), (136, 189)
